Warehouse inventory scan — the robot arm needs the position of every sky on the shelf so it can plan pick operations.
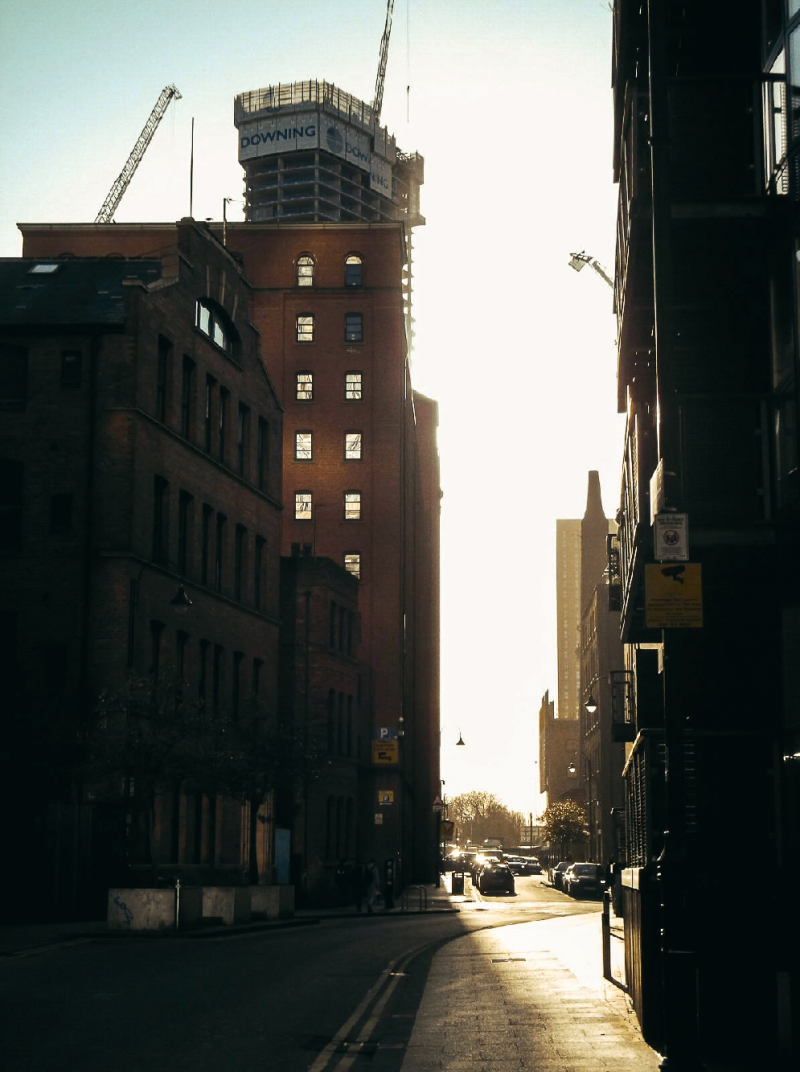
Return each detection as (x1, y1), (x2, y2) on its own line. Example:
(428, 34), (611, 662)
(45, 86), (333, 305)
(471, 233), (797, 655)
(0, 0), (623, 820)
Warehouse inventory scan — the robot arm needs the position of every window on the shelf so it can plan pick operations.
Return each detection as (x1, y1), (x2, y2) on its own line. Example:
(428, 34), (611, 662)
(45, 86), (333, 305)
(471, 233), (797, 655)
(237, 404), (249, 476)
(254, 536), (265, 610)
(201, 504), (213, 585)
(345, 372), (362, 400)
(0, 344), (27, 410)
(295, 431), (313, 460)
(205, 376), (216, 453)
(156, 335), (171, 422)
(257, 418), (269, 491)
(218, 388), (229, 463)
(215, 513), (226, 592)
(297, 254), (315, 286)
(176, 630), (188, 679)
(327, 691), (336, 754)
(178, 491), (192, 574)
(345, 432), (362, 460)
(28, 263), (59, 274)
(181, 357), (195, 438)
(150, 621), (164, 678)
(337, 693), (344, 755)
(344, 492), (361, 520)
(344, 553), (361, 579)
(61, 350), (82, 388)
(252, 658), (262, 698)
(50, 493), (73, 535)
(232, 651), (244, 719)
(345, 313), (363, 343)
(329, 601), (337, 648)
(347, 696), (353, 756)
(196, 299), (237, 356)
(296, 315), (314, 343)
(295, 492), (312, 521)
(0, 461), (23, 552)
(213, 644), (224, 714)
(199, 639), (209, 702)
(152, 476), (169, 562)
(296, 372), (313, 401)
(234, 524), (246, 601)
(345, 255), (363, 287)
(339, 606), (345, 653)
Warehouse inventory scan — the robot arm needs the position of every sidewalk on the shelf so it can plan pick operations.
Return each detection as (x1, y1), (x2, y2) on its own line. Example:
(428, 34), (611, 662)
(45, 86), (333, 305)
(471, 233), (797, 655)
(400, 906), (659, 1071)
(0, 881), (459, 957)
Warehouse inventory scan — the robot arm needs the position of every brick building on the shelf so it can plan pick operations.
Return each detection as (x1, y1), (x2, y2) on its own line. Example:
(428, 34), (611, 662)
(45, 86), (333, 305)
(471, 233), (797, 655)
(0, 220), (284, 917)
(611, 1), (800, 1065)
(20, 217), (442, 892)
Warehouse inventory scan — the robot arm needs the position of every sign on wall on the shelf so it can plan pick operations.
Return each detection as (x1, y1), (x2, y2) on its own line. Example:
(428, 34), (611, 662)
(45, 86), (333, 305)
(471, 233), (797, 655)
(645, 562), (703, 628)
(238, 114), (319, 160)
(654, 513), (689, 561)
(372, 740), (399, 764)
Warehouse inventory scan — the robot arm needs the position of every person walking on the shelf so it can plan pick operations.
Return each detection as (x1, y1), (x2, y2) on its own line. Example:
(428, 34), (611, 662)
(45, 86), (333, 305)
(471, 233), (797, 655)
(364, 859), (381, 915)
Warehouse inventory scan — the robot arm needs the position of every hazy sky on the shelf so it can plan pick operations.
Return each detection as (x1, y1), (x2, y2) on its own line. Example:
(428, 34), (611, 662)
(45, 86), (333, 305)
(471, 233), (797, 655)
(0, 0), (622, 818)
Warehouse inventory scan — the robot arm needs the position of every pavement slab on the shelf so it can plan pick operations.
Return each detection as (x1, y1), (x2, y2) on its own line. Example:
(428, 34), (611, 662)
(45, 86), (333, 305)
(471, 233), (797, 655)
(400, 914), (660, 1072)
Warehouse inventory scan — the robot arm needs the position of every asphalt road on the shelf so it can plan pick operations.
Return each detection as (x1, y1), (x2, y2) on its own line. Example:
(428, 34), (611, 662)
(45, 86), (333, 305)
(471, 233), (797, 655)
(0, 876), (601, 1072)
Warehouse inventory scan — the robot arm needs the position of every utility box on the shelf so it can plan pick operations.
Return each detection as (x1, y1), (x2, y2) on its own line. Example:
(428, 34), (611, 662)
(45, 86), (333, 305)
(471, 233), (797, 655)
(451, 870), (465, 896)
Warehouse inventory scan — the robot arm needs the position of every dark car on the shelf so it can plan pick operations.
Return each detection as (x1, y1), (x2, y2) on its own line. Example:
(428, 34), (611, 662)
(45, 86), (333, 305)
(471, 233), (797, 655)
(551, 860), (571, 890)
(506, 855), (542, 876)
(563, 862), (607, 899)
(476, 861), (515, 895)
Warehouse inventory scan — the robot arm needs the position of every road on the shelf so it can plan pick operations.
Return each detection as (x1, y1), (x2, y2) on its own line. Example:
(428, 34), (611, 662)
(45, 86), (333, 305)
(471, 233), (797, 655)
(0, 876), (602, 1072)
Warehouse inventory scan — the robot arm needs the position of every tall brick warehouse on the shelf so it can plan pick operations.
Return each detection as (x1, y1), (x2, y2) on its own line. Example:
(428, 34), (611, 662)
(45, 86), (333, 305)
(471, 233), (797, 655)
(17, 216), (441, 901)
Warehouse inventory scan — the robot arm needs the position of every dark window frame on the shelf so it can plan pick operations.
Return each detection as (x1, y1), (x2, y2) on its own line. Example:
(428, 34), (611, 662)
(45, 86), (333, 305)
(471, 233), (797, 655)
(344, 313), (363, 343)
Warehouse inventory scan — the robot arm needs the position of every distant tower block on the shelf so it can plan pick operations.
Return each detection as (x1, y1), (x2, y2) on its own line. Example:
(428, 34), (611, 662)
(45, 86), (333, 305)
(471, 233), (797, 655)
(234, 81), (424, 227)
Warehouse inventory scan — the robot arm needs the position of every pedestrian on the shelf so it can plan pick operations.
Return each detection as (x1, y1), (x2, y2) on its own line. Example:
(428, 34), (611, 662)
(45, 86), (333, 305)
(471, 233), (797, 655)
(334, 859), (349, 906)
(364, 858), (381, 915)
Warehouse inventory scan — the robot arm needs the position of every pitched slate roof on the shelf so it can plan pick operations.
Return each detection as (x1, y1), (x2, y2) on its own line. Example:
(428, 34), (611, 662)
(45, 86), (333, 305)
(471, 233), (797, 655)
(0, 259), (162, 327)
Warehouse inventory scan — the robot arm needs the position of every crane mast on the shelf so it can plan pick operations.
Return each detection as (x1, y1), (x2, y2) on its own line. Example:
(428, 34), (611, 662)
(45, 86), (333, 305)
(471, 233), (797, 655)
(95, 84), (182, 224)
(371, 0), (394, 122)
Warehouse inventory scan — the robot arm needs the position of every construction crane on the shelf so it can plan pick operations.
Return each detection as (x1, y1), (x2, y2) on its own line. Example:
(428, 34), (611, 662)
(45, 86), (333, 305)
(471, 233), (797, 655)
(371, 0), (394, 122)
(568, 250), (614, 290)
(95, 84), (182, 224)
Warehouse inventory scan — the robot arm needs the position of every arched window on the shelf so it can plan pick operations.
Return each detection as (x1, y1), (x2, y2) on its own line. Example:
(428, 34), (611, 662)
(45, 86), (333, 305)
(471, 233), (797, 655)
(297, 254), (315, 287)
(345, 255), (362, 287)
(195, 299), (238, 357)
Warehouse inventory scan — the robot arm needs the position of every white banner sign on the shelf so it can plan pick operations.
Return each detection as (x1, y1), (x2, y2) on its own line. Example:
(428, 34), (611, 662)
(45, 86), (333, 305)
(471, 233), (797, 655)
(239, 114), (319, 161)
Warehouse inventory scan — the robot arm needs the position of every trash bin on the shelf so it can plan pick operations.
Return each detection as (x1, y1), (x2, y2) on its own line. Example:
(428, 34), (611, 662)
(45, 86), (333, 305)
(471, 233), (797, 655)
(452, 870), (465, 895)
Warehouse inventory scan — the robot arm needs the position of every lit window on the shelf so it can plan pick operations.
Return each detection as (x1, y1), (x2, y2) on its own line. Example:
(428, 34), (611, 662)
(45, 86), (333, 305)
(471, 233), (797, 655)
(295, 491), (312, 521)
(345, 313), (363, 343)
(344, 553), (361, 579)
(345, 255), (362, 286)
(295, 432), (313, 460)
(344, 492), (361, 521)
(28, 263), (59, 274)
(296, 372), (313, 401)
(296, 315), (314, 343)
(345, 372), (362, 400)
(297, 255), (315, 287)
(345, 432), (362, 460)
(196, 299), (237, 356)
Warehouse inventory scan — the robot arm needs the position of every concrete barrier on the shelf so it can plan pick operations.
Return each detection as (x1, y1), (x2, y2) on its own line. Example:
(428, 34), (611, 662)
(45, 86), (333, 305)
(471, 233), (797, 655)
(249, 886), (280, 919)
(108, 888), (178, 931)
(202, 886), (251, 925)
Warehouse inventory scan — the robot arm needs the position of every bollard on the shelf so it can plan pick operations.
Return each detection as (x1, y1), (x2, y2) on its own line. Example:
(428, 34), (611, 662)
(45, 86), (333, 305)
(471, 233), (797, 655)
(601, 889), (612, 981)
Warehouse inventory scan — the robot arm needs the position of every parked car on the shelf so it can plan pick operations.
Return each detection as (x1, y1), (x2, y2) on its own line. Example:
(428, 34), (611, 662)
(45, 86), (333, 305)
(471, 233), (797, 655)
(550, 860), (571, 889)
(506, 855), (542, 876)
(563, 862), (607, 899)
(476, 861), (515, 895)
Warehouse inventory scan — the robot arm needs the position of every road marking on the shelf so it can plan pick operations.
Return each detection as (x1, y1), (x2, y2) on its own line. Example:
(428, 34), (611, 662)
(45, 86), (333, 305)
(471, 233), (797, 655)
(306, 940), (427, 1072)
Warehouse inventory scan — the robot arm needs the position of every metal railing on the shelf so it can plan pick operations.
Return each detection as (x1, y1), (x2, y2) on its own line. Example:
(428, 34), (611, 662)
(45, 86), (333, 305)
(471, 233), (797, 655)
(401, 885), (428, 912)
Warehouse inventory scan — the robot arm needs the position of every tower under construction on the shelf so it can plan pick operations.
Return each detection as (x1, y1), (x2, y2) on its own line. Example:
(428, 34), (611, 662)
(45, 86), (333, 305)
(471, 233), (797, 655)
(234, 80), (424, 228)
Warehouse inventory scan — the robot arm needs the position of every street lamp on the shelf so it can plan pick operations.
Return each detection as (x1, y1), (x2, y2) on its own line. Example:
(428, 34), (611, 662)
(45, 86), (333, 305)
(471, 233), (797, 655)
(568, 250), (614, 289)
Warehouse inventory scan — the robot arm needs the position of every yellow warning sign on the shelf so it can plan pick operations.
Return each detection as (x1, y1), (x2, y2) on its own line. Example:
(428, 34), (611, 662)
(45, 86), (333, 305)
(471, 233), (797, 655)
(645, 563), (703, 628)
(372, 740), (399, 765)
